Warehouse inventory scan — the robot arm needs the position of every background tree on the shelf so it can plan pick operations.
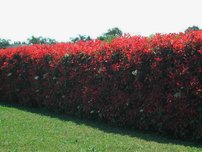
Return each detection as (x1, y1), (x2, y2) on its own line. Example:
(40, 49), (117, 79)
(11, 41), (27, 48)
(70, 35), (91, 43)
(98, 27), (123, 42)
(27, 36), (57, 45)
(104, 27), (123, 37)
(0, 38), (11, 49)
(185, 25), (200, 33)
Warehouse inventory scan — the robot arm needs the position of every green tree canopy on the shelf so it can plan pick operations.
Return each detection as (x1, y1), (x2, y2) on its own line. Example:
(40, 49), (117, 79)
(98, 27), (123, 42)
(70, 35), (91, 43)
(27, 36), (57, 45)
(0, 38), (11, 49)
(185, 25), (200, 33)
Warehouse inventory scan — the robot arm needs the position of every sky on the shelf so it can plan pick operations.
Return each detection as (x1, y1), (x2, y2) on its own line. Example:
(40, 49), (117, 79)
(0, 0), (201, 42)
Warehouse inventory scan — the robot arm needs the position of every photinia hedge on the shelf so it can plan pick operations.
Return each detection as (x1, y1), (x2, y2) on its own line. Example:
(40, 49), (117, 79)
(0, 31), (202, 141)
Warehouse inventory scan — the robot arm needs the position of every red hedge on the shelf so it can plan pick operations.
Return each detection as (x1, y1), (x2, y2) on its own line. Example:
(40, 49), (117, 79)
(0, 32), (202, 141)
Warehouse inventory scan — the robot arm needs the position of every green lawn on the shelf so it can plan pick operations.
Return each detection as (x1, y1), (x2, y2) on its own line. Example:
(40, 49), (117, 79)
(0, 103), (201, 152)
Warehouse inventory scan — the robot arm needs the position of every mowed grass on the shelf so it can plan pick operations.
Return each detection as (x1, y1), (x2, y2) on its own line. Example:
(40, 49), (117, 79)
(0, 103), (201, 152)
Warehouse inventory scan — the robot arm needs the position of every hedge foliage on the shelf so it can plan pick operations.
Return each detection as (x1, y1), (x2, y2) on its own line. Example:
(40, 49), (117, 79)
(0, 31), (202, 141)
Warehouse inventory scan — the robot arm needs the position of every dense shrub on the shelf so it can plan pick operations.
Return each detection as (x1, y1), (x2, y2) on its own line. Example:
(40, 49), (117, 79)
(0, 31), (201, 141)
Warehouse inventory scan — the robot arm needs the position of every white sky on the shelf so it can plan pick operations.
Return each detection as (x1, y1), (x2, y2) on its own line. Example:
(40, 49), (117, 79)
(0, 0), (201, 42)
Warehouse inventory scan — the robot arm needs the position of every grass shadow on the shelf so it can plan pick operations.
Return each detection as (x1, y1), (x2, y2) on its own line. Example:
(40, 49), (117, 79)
(0, 102), (201, 148)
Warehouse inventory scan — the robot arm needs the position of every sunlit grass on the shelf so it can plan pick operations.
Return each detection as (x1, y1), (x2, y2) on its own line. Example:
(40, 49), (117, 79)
(0, 103), (201, 152)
